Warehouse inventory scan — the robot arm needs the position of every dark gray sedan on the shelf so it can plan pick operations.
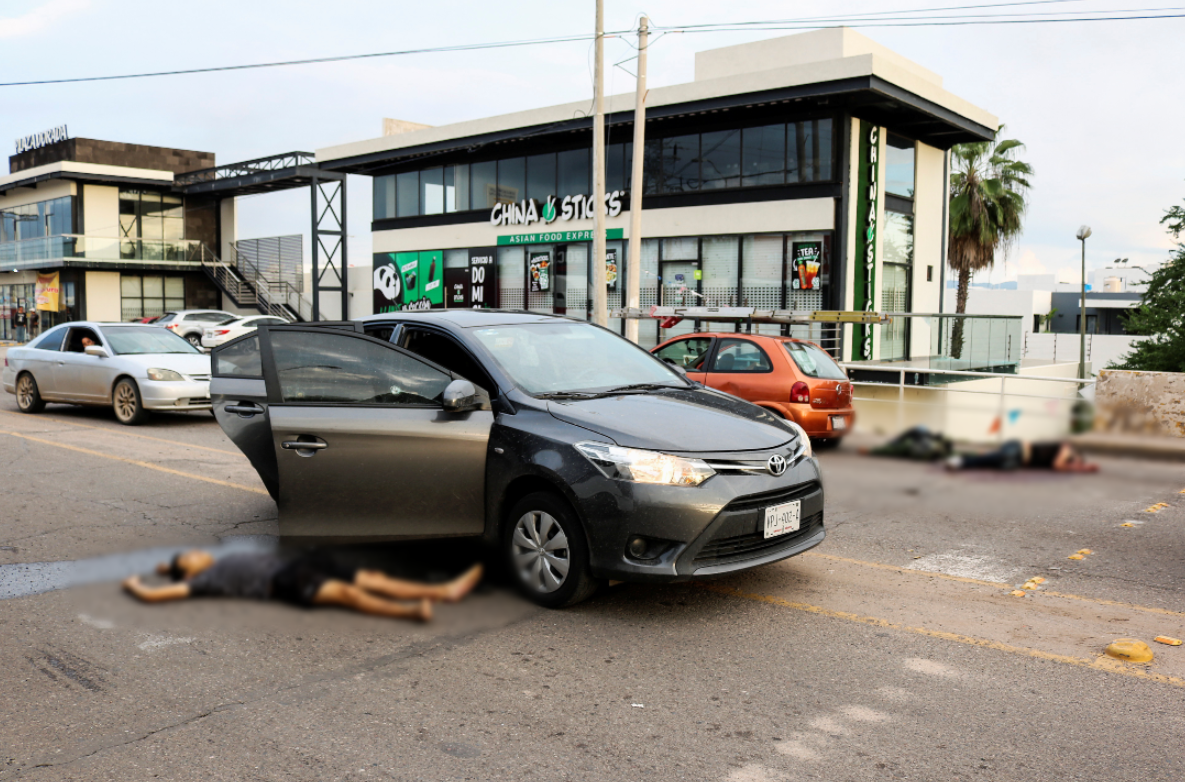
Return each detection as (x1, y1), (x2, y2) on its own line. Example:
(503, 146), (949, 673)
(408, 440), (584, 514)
(210, 311), (824, 607)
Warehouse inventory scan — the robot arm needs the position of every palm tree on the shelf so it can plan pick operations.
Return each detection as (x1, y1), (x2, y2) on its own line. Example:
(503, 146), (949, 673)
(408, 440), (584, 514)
(947, 129), (1033, 358)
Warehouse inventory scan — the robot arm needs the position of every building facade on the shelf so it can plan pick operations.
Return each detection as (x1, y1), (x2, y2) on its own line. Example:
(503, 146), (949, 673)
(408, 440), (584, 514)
(318, 28), (997, 359)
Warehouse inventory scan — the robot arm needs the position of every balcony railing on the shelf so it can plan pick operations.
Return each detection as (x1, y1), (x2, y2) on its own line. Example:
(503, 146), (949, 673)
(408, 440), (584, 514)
(0, 235), (207, 269)
(846, 313), (1025, 380)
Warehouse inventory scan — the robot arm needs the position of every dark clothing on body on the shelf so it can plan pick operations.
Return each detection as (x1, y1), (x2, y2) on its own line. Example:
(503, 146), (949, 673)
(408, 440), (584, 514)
(959, 440), (1065, 471)
(187, 552), (357, 607)
(12, 312), (27, 328)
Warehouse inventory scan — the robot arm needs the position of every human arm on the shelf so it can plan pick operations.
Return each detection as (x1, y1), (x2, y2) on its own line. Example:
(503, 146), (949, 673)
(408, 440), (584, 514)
(122, 575), (192, 603)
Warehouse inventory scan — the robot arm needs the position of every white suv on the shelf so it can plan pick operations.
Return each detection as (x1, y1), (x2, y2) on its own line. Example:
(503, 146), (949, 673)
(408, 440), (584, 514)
(154, 310), (236, 348)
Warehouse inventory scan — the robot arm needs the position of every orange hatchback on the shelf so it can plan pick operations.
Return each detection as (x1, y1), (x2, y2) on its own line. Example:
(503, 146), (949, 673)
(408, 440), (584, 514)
(651, 332), (855, 442)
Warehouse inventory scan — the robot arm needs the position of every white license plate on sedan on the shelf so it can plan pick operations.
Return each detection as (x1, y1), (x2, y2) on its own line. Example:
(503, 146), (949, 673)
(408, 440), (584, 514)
(831, 415), (847, 430)
(763, 500), (801, 539)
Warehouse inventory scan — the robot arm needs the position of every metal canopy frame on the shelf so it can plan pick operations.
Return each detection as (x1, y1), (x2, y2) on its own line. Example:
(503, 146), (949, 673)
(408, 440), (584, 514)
(176, 152), (347, 321)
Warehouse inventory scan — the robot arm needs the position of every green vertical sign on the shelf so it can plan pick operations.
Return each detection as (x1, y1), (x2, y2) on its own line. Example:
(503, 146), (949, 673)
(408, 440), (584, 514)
(852, 121), (879, 361)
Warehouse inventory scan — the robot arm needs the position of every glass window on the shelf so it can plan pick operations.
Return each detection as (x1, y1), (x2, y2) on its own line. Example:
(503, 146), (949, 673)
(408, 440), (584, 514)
(498, 157), (525, 204)
(121, 276), (142, 297)
(784, 341), (847, 380)
(701, 236), (739, 308)
(883, 211), (914, 266)
(143, 277), (164, 299)
(448, 165), (469, 212)
(64, 327), (103, 352)
(886, 134), (916, 198)
(742, 124), (786, 186)
(700, 129), (741, 190)
(741, 235), (783, 310)
(654, 337), (713, 370)
(605, 143), (625, 193)
(527, 153), (556, 203)
(215, 335), (263, 376)
(558, 148), (590, 196)
(421, 167), (444, 215)
(642, 138), (662, 195)
(711, 338), (773, 373)
(374, 175), (396, 219)
(471, 160), (497, 209)
(271, 330), (450, 406)
(661, 135), (700, 193)
(31, 326), (66, 351)
(662, 238), (698, 261)
(165, 277), (185, 298)
(621, 141), (634, 192)
(444, 249), (468, 269)
(788, 119), (833, 183)
(396, 171), (418, 217)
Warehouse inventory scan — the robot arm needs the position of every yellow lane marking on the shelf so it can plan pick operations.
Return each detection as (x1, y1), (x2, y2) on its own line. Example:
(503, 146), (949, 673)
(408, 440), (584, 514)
(3, 431), (269, 497)
(0, 408), (241, 457)
(802, 551), (1185, 619)
(698, 582), (1185, 689)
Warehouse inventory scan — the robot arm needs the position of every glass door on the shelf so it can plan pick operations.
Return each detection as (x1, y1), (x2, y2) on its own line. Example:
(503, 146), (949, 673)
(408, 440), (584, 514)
(880, 263), (910, 361)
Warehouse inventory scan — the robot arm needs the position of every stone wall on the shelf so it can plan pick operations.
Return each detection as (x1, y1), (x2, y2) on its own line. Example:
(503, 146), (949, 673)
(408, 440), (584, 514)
(1093, 369), (1185, 437)
(10, 138), (214, 175)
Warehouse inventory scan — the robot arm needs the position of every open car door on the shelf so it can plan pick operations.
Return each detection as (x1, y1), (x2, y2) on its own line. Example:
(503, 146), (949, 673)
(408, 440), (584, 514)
(211, 324), (493, 540)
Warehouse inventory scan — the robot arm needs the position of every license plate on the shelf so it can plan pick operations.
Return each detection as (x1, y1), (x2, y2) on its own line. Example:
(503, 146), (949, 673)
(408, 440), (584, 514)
(763, 500), (801, 539)
(831, 415), (847, 430)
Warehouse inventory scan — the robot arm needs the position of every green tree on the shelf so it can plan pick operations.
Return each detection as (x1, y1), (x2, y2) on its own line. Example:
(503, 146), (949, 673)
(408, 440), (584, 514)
(947, 129), (1033, 358)
(1111, 198), (1185, 372)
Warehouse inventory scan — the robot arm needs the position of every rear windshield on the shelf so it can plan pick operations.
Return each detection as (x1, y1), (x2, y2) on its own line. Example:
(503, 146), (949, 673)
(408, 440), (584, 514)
(783, 341), (847, 380)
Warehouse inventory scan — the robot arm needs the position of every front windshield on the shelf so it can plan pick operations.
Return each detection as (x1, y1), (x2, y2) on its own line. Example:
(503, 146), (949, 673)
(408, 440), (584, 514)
(470, 322), (687, 395)
(104, 327), (201, 356)
(784, 341), (847, 380)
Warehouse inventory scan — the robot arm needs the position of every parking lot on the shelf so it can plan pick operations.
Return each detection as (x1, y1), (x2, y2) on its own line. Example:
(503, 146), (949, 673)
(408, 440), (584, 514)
(1, 372), (1183, 781)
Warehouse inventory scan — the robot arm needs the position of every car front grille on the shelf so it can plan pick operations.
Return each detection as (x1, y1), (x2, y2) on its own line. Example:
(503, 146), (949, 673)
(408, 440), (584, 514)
(720, 481), (821, 513)
(693, 511), (824, 567)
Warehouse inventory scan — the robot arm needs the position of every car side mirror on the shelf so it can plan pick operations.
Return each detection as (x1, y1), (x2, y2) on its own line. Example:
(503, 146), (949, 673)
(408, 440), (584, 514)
(442, 378), (489, 413)
(84, 345), (109, 358)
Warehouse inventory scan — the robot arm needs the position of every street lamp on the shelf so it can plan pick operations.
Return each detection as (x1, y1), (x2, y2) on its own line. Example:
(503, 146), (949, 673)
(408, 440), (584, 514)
(1076, 225), (1092, 380)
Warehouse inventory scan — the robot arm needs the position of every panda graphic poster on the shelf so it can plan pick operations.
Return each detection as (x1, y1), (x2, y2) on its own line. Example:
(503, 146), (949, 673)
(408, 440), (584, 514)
(373, 251), (445, 312)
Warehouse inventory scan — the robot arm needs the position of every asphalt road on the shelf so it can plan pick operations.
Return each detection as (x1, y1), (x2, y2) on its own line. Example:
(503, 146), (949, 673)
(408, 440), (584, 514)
(1, 370), (1182, 781)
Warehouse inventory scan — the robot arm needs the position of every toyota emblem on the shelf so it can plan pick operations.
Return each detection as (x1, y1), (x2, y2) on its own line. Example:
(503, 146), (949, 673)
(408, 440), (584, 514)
(767, 454), (787, 476)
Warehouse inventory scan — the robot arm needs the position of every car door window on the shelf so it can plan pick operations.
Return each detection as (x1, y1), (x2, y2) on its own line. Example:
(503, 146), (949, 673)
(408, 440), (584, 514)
(364, 324), (397, 343)
(214, 335), (263, 377)
(271, 330), (451, 406)
(710, 339), (772, 373)
(31, 326), (67, 351)
(401, 327), (496, 394)
(63, 327), (103, 353)
(654, 337), (713, 370)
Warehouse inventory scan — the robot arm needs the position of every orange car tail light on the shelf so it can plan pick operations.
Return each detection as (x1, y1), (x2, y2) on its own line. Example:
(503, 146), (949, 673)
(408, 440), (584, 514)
(790, 381), (810, 404)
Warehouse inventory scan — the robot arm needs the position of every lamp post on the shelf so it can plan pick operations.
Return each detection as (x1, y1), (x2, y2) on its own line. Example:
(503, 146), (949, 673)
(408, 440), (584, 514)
(1076, 225), (1092, 380)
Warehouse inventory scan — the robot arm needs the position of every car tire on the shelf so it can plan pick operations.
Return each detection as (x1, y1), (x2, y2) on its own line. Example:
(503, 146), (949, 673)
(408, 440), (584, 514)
(15, 372), (45, 414)
(112, 378), (148, 426)
(504, 491), (599, 609)
(185, 333), (201, 348)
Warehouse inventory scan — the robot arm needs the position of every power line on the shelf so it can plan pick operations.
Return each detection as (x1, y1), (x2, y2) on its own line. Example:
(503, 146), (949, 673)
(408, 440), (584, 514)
(654, 12), (1185, 32)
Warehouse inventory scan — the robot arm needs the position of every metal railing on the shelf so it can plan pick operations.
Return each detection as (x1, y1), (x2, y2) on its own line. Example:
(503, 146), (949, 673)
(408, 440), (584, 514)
(175, 152), (316, 187)
(197, 242), (311, 322)
(840, 363), (1094, 441)
(0, 235), (205, 268)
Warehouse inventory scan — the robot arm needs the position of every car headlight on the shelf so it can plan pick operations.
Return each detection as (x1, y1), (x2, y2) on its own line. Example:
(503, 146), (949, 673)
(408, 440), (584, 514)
(147, 368), (185, 381)
(575, 441), (715, 487)
(783, 420), (813, 459)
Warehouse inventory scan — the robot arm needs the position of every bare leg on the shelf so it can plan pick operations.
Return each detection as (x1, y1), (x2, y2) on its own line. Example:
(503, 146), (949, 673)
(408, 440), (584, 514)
(354, 564), (483, 604)
(313, 580), (432, 622)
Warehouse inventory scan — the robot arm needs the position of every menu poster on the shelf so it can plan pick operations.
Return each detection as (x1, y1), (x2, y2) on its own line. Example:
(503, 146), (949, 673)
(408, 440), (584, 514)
(792, 241), (823, 291)
(444, 267), (469, 307)
(605, 248), (618, 290)
(529, 252), (551, 293)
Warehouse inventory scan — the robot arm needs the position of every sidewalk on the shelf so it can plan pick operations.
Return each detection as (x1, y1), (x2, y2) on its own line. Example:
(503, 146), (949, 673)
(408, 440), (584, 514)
(1072, 431), (1185, 463)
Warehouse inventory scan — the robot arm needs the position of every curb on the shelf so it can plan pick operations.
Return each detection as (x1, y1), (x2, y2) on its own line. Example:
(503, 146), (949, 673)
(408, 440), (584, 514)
(1072, 434), (1185, 463)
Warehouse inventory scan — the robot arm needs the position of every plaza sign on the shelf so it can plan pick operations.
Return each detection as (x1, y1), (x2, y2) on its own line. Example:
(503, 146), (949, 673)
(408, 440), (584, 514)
(15, 125), (69, 154)
(490, 191), (625, 227)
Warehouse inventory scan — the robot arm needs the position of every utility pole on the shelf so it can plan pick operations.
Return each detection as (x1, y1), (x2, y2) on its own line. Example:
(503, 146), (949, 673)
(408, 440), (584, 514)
(1076, 225), (1091, 380)
(625, 16), (649, 344)
(590, 0), (608, 326)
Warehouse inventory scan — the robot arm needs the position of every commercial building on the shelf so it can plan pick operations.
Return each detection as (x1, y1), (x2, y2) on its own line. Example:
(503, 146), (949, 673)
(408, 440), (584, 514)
(0, 138), (347, 342)
(317, 27), (998, 359)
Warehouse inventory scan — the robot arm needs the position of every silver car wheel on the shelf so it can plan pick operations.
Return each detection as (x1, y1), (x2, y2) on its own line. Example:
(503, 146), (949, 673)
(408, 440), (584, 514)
(512, 511), (571, 593)
(113, 382), (138, 422)
(16, 374), (35, 410)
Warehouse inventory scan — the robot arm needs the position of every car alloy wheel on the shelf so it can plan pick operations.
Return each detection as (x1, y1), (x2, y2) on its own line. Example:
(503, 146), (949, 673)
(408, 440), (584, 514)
(512, 510), (571, 593)
(186, 333), (201, 347)
(16, 373), (45, 413)
(113, 379), (146, 425)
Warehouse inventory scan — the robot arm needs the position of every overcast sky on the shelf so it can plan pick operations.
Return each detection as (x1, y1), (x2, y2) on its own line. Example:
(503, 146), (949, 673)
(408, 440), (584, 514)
(3, 0), (1182, 285)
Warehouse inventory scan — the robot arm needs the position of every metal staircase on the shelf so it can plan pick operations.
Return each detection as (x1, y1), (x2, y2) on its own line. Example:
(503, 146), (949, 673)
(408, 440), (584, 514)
(198, 242), (311, 322)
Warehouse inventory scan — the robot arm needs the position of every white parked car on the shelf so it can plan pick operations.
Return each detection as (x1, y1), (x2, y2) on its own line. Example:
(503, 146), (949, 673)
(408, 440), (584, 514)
(153, 310), (236, 348)
(3, 322), (212, 425)
(200, 315), (291, 350)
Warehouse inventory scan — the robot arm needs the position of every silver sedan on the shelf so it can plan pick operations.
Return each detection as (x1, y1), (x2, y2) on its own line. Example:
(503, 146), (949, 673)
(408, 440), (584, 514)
(3, 321), (212, 425)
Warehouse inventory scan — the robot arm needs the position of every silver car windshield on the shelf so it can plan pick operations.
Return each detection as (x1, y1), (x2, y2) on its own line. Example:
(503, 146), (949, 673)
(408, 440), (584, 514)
(104, 327), (200, 356)
(470, 322), (687, 395)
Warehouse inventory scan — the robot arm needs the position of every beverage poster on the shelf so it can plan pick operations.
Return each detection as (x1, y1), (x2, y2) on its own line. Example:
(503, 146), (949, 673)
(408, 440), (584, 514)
(529, 252), (550, 292)
(373, 251), (445, 312)
(792, 241), (823, 291)
(605, 248), (618, 290)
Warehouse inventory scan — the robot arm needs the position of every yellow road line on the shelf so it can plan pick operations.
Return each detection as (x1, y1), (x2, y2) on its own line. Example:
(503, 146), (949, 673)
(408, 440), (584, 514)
(3, 431), (269, 497)
(802, 551), (1185, 619)
(699, 582), (1185, 689)
(0, 408), (241, 457)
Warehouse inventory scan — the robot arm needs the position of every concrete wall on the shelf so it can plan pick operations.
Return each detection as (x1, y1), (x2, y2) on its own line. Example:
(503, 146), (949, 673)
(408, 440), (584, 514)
(1094, 369), (1185, 437)
(11, 138), (213, 175)
(81, 184), (120, 260)
(910, 141), (946, 358)
(219, 198), (237, 262)
(83, 271), (121, 322)
(0, 180), (74, 210)
(942, 288), (1051, 324)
